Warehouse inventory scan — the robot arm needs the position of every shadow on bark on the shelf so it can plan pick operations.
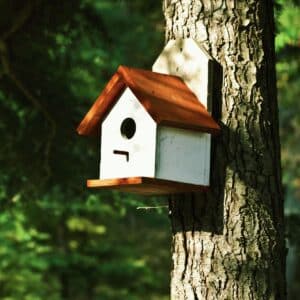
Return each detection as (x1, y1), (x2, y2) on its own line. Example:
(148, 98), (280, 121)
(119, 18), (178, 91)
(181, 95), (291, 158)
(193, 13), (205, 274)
(168, 61), (225, 234)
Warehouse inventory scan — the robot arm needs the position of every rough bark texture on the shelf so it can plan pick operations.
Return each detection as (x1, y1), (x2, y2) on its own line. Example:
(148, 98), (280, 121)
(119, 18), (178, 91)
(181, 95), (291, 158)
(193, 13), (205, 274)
(164, 1), (286, 299)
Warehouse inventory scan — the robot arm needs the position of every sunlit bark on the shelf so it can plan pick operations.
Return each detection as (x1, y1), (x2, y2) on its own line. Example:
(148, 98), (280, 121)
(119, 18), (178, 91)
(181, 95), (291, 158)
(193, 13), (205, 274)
(164, 1), (286, 299)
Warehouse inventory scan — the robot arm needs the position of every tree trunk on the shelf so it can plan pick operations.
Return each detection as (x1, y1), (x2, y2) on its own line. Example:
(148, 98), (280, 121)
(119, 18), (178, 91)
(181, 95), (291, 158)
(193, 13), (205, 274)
(164, 1), (286, 299)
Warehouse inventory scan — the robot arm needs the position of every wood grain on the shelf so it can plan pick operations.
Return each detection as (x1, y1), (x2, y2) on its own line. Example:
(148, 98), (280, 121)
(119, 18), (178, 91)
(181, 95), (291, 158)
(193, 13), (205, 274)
(87, 177), (208, 195)
(77, 66), (220, 136)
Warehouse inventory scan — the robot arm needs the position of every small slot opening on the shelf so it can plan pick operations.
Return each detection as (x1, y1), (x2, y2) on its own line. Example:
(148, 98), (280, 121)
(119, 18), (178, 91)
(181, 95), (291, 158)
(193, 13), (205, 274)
(113, 150), (129, 162)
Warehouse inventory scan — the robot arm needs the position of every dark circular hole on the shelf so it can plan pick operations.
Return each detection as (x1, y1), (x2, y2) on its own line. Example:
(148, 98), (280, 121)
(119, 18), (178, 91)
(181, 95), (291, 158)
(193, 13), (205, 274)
(120, 118), (136, 139)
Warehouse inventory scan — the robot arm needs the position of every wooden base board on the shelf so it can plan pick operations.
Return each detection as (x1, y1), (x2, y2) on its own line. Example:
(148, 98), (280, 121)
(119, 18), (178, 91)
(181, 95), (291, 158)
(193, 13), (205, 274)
(87, 177), (208, 195)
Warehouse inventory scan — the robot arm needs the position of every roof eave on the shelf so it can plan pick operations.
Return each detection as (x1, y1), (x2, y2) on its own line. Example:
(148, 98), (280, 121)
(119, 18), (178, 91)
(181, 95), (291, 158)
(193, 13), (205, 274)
(158, 120), (221, 135)
(76, 72), (126, 136)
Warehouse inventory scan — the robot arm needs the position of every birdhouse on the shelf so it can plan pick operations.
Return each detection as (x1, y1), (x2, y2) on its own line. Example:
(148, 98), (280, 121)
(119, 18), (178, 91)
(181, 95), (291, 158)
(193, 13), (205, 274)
(77, 39), (220, 195)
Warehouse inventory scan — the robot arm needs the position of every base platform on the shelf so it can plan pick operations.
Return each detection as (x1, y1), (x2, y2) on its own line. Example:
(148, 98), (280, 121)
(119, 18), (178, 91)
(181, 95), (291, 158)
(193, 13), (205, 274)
(87, 177), (208, 195)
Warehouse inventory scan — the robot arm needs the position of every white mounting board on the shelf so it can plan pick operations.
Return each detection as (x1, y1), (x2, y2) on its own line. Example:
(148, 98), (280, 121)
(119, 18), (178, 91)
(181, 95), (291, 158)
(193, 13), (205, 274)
(152, 38), (214, 111)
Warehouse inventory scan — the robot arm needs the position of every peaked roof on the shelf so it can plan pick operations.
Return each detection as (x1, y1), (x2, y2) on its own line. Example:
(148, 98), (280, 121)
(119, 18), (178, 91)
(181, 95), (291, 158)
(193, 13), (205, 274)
(77, 65), (220, 136)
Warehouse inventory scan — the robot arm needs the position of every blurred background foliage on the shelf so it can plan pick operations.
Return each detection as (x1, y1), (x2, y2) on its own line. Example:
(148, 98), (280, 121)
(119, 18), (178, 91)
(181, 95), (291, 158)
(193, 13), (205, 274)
(276, 1), (300, 298)
(0, 0), (299, 299)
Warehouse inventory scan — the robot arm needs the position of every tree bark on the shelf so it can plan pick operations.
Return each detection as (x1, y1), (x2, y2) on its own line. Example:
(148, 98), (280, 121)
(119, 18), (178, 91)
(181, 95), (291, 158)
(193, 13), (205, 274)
(164, 1), (286, 299)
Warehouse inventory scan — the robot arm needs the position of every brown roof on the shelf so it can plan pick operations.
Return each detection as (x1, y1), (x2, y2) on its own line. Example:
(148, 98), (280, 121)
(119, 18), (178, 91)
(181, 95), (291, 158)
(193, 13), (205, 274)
(77, 65), (220, 136)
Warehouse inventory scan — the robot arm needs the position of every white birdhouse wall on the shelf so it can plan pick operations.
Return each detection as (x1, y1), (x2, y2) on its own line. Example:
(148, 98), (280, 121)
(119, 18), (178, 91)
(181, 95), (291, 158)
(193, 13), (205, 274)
(100, 88), (157, 179)
(155, 126), (211, 186)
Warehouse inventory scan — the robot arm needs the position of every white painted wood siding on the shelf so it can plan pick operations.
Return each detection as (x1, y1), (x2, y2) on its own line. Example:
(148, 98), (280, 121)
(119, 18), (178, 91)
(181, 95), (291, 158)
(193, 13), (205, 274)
(100, 88), (156, 179)
(155, 126), (211, 185)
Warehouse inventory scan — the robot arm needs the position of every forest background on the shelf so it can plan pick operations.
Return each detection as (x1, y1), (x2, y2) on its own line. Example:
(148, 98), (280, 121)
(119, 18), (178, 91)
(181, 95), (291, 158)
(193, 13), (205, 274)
(0, 0), (299, 299)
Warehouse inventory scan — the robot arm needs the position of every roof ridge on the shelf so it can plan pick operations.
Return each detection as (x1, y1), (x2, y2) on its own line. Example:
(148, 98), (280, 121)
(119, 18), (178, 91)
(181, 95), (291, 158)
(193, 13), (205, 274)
(117, 65), (184, 81)
(77, 65), (220, 136)
(117, 65), (135, 87)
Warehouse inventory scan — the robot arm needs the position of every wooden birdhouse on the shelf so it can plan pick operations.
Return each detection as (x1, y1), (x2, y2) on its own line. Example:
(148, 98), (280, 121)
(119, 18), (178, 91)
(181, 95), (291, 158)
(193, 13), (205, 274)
(77, 39), (220, 195)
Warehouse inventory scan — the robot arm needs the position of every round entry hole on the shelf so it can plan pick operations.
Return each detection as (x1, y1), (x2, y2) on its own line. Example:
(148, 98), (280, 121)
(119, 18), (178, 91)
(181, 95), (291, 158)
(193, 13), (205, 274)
(120, 118), (136, 139)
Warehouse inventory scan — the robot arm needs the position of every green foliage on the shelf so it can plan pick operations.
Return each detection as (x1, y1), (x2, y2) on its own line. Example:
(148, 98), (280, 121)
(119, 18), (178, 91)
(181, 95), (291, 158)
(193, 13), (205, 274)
(276, 0), (300, 196)
(275, 0), (300, 50)
(0, 0), (299, 298)
(0, 0), (168, 299)
(276, 0), (300, 297)
(0, 205), (56, 300)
